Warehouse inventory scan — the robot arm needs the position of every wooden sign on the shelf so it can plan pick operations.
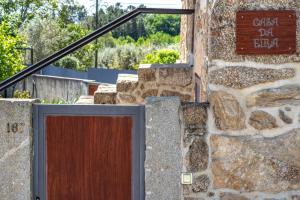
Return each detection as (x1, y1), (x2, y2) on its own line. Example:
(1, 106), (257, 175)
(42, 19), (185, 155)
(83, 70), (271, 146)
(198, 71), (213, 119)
(236, 10), (296, 55)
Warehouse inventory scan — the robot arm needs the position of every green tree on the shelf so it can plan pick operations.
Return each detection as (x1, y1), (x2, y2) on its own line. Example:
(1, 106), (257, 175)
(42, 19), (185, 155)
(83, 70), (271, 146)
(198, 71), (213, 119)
(145, 14), (180, 36)
(57, 0), (87, 26)
(0, 0), (58, 27)
(23, 17), (94, 70)
(0, 22), (25, 81)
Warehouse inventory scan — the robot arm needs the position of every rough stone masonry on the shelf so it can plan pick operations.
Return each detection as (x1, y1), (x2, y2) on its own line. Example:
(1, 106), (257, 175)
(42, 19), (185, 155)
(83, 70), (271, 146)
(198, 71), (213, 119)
(179, 0), (300, 199)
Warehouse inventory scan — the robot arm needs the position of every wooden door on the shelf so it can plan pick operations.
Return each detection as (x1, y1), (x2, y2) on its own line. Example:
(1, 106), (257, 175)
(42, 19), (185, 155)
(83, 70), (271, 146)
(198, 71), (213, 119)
(46, 116), (132, 200)
(34, 105), (144, 200)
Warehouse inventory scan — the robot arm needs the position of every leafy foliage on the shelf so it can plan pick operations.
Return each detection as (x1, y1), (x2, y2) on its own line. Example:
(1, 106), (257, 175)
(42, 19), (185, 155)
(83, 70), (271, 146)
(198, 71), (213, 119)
(145, 14), (180, 36)
(55, 56), (80, 71)
(40, 97), (79, 104)
(141, 49), (180, 64)
(0, 21), (25, 82)
(2, 1), (182, 75)
(57, 0), (87, 25)
(13, 90), (31, 98)
(98, 44), (179, 70)
(0, 0), (58, 27)
(22, 17), (94, 70)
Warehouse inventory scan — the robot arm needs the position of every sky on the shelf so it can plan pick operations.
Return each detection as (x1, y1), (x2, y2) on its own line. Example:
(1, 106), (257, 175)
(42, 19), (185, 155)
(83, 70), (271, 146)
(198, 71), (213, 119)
(77, 0), (182, 13)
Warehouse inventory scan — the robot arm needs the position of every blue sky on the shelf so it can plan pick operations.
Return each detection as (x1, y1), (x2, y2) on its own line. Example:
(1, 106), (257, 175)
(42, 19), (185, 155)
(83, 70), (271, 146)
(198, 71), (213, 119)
(77, 0), (182, 13)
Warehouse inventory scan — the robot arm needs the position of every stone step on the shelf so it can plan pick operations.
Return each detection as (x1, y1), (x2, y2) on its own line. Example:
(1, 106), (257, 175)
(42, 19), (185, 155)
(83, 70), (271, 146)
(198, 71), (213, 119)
(94, 84), (117, 104)
(116, 74), (138, 93)
(75, 95), (94, 104)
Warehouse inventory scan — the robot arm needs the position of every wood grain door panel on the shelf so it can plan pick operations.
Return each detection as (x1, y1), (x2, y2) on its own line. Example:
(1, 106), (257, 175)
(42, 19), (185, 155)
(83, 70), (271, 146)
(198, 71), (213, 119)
(46, 116), (132, 200)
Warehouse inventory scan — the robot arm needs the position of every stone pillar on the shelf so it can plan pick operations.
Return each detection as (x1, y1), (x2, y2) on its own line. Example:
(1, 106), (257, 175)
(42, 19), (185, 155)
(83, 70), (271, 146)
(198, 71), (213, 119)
(181, 0), (210, 102)
(193, 0), (209, 102)
(0, 99), (37, 200)
(145, 97), (182, 200)
(205, 0), (300, 199)
(180, 0), (195, 63)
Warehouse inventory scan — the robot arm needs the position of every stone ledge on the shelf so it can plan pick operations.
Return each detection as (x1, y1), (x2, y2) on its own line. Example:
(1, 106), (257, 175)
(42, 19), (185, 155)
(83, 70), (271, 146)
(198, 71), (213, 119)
(116, 74), (138, 92)
(75, 96), (94, 104)
(138, 64), (194, 88)
(94, 84), (116, 104)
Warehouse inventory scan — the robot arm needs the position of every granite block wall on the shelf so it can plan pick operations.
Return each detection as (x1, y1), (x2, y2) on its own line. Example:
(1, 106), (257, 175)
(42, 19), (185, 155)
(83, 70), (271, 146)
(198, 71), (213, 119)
(179, 0), (300, 199)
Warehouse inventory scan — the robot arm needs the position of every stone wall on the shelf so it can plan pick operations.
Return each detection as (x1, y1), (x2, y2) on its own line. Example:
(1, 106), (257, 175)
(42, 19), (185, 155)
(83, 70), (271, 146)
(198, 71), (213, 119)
(94, 64), (195, 104)
(183, 0), (300, 199)
(179, 0), (300, 199)
(206, 62), (300, 200)
(0, 99), (37, 200)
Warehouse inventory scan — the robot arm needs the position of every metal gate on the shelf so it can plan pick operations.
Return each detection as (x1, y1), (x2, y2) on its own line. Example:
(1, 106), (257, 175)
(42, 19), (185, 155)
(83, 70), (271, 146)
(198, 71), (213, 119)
(33, 105), (145, 200)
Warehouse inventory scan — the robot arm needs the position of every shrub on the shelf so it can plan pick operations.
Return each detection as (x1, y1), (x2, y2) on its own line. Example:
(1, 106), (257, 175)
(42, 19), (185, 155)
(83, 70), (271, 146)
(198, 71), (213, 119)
(55, 56), (81, 71)
(98, 44), (152, 70)
(141, 49), (179, 64)
(13, 90), (31, 99)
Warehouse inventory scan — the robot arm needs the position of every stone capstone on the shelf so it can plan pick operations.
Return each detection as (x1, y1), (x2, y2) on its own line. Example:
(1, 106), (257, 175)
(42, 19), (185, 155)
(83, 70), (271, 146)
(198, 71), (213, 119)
(247, 85), (300, 107)
(138, 67), (156, 82)
(94, 84), (116, 104)
(159, 67), (193, 87)
(211, 129), (300, 192)
(219, 193), (250, 200)
(75, 95), (94, 104)
(209, 91), (245, 130)
(185, 137), (208, 172)
(116, 74), (138, 92)
(249, 111), (278, 130)
(279, 109), (293, 124)
(209, 67), (295, 89)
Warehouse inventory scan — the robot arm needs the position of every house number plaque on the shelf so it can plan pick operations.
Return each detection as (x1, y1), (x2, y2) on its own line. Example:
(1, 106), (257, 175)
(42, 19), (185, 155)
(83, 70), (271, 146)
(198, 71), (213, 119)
(236, 10), (296, 55)
(6, 122), (25, 134)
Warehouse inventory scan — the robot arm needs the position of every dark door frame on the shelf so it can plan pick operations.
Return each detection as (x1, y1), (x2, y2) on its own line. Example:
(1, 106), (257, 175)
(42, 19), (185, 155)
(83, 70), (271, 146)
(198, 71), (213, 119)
(33, 104), (145, 200)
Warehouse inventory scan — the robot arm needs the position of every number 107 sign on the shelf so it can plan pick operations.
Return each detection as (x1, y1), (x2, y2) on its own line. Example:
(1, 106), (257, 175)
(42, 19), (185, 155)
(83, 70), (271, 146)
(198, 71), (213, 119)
(236, 10), (296, 55)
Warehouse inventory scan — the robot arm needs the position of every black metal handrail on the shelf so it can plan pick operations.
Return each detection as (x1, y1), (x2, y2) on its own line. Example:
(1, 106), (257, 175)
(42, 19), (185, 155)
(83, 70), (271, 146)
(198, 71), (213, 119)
(0, 8), (194, 92)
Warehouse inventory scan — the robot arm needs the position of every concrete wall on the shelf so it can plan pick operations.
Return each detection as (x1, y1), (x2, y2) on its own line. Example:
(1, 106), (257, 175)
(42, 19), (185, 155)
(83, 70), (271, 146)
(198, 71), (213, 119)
(15, 75), (91, 102)
(0, 99), (37, 200)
